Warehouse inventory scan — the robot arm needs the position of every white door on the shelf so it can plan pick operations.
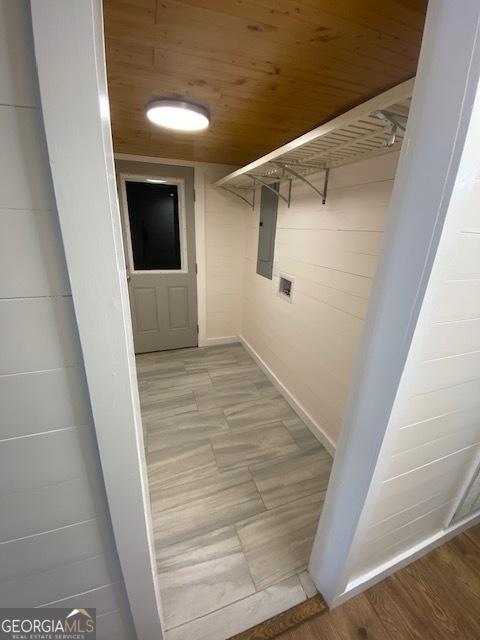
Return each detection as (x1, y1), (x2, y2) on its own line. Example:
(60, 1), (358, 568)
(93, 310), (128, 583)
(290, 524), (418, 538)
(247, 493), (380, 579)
(117, 162), (198, 353)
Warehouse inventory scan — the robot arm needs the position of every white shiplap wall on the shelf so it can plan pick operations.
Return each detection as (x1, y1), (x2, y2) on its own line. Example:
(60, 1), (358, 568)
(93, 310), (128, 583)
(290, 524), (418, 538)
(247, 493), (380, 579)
(345, 79), (480, 580)
(0, 3), (134, 636)
(204, 167), (248, 341)
(241, 152), (399, 446)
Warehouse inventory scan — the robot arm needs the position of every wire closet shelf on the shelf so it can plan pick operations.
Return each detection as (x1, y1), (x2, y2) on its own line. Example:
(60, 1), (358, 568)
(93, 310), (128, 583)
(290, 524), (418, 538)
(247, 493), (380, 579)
(214, 78), (413, 208)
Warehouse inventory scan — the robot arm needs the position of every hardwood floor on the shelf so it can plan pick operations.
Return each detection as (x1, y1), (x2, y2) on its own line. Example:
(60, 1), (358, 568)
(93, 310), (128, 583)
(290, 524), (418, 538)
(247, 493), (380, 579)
(279, 525), (480, 640)
(136, 343), (333, 640)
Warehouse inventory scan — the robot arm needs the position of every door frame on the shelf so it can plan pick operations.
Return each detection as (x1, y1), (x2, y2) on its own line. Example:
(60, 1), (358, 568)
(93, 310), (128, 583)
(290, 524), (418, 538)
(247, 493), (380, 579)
(119, 173), (189, 275)
(30, 0), (480, 638)
(309, 0), (480, 607)
(31, 2), (164, 638)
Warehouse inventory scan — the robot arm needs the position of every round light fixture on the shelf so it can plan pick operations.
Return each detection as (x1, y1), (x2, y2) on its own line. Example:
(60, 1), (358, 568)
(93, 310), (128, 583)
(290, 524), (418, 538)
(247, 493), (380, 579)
(146, 99), (210, 132)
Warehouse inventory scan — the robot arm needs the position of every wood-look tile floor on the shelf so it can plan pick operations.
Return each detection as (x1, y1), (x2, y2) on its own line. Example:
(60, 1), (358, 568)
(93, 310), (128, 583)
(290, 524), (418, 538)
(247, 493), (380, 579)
(136, 344), (333, 640)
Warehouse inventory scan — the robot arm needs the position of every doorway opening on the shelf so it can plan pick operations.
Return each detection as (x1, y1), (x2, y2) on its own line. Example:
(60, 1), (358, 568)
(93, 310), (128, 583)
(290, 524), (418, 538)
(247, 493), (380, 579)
(116, 162), (335, 634)
(114, 76), (415, 636)
(105, 5), (420, 637)
(112, 71), (416, 634)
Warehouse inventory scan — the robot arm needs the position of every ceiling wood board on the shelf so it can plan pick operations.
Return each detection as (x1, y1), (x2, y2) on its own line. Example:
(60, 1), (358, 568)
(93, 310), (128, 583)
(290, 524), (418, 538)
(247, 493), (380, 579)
(104, 0), (427, 165)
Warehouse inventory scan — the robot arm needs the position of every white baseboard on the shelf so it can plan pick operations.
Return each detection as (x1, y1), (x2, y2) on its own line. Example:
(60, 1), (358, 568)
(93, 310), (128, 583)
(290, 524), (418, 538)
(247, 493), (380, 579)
(198, 335), (240, 347)
(238, 335), (336, 456)
(331, 511), (480, 607)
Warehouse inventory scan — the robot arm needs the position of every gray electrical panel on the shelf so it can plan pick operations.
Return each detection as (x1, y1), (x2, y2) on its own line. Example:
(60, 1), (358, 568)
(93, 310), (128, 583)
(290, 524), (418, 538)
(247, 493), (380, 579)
(256, 184), (279, 279)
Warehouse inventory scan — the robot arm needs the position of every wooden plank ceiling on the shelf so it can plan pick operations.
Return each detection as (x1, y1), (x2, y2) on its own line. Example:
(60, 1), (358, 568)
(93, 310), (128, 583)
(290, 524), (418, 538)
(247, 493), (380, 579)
(104, 0), (427, 166)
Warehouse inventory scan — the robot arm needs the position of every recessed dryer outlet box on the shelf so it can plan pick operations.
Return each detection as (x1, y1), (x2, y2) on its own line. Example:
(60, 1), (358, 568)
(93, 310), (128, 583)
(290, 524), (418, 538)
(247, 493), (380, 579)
(278, 274), (294, 302)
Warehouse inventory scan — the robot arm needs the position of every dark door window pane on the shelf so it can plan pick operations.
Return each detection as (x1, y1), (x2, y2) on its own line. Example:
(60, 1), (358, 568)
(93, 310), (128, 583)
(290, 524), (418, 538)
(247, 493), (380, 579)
(125, 181), (181, 270)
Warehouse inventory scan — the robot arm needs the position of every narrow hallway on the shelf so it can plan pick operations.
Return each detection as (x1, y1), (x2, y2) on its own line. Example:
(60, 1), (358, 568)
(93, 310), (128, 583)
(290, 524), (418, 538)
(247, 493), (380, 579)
(137, 344), (332, 637)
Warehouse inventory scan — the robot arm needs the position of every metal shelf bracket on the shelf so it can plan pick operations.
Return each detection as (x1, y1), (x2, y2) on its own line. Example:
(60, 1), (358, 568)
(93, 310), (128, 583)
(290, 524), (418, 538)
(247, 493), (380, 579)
(371, 110), (407, 148)
(247, 174), (292, 207)
(220, 185), (255, 210)
(274, 162), (329, 205)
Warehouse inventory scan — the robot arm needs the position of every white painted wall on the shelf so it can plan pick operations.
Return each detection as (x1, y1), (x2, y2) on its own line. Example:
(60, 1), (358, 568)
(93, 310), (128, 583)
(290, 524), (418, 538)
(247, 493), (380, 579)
(203, 166), (248, 342)
(241, 153), (399, 447)
(0, 2), (134, 637)
(346, 73), (480, 581)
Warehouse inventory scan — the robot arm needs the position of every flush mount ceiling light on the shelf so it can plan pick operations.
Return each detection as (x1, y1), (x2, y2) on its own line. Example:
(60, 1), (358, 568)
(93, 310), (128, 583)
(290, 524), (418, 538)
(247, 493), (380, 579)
(146, 99), (210, 132)
(146, 178), (167, 184)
